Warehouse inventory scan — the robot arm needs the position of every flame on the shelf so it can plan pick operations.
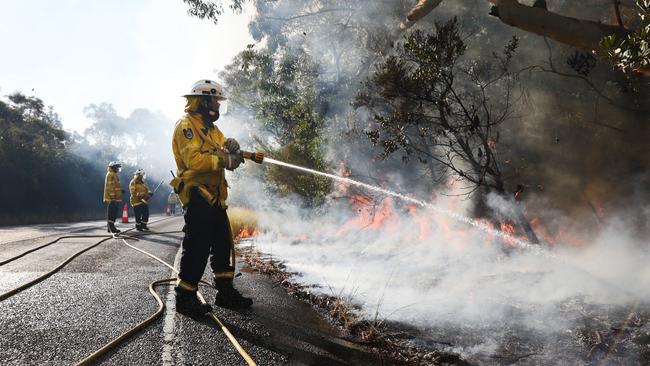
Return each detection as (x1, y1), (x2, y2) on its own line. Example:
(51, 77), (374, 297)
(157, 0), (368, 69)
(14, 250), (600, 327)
(499, 221), (520, 246)
(486, 138), (496, 150)
(405, 203), (431, 240)
(331, 166), (591, 249)
(336, 195), (397, 237)
(236, 225), (259, 240)
(529, 217), (587, 246)
(335, 161), (353, 194)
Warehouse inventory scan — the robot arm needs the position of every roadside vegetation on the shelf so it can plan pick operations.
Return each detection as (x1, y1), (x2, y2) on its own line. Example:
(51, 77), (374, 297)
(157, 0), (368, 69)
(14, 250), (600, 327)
(0, 93), (169, 225)
(239, 243), (461, 365)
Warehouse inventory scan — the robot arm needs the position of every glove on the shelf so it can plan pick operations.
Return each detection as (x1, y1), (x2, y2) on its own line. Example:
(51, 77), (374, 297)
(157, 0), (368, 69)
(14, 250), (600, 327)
(224, 138), (240, 154)
(148, 191), (153, 196)
(223, 152), (244, 171)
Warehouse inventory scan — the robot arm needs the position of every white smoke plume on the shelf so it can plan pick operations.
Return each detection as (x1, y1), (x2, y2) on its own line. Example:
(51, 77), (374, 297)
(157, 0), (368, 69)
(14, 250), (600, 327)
(232, 176), (649, 363)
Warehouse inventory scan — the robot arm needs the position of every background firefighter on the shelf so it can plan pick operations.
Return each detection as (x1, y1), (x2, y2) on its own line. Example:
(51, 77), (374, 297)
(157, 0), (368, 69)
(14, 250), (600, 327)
(103, 161), (123, 234)
(167, 190), (180, 215)
(129, 169), (152, 231)
(170, 79), (252, 316)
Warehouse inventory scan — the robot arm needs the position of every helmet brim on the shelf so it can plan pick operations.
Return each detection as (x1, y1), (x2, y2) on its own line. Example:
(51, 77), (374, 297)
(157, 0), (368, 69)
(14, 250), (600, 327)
(182, 93), (227, 100)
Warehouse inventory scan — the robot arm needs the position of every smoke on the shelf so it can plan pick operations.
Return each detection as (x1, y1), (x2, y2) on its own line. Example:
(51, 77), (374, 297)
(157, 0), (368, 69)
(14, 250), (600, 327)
(62, 103), (182, 212)
(240, 184), (649, 363)
(79, 103), (176, 178)
(220, 1), (649, 362)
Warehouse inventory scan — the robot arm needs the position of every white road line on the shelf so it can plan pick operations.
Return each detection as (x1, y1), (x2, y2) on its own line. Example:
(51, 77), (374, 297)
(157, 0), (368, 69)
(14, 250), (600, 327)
(162, 245), (184, 365)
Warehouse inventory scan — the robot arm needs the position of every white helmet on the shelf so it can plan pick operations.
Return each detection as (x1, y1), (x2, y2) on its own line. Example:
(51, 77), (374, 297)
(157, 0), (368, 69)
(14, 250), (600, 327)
(134, 169), (145, 177)
(108, 161), (122, 168)
(183, 79), (227, 100)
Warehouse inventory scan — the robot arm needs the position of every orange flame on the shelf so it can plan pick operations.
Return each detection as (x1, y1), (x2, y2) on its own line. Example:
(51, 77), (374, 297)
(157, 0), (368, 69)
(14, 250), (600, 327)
(332, 165), (591, 249)
(236, 226), (259, 240)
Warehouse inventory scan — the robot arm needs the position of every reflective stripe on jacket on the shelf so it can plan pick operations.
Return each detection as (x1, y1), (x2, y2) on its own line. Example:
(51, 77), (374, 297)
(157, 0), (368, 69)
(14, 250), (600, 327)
(171, 113), (228, 207)
(129, 178), (151, 206)
(103, 169), (122, 203)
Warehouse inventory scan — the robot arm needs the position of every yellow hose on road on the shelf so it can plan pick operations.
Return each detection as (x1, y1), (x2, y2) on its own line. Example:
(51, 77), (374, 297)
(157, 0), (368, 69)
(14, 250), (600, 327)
(118, 235), (257, 366)
(74, 278), (175, 366)
(0, 236), (113, 301)
(0, 217), (256, 366)
(0, 234), (111, 266)
(0, 219), (171, 300)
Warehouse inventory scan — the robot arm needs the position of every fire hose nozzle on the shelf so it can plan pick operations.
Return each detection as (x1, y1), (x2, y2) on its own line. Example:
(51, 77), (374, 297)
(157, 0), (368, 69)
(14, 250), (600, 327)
(241, 150), (264, 164)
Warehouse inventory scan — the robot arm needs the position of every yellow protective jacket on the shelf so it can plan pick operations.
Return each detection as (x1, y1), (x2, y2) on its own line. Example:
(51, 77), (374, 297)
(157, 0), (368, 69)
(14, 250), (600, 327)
(171, 112), (229, 207)
(129, 178), (151, 206)
(167, 192), (179, 204)
(103, 169), (123, 203)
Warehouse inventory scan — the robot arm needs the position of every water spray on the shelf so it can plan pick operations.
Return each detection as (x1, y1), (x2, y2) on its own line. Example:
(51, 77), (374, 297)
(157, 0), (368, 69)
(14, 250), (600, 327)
(245, 155), (642, 316)
(244, 154), (540, 252)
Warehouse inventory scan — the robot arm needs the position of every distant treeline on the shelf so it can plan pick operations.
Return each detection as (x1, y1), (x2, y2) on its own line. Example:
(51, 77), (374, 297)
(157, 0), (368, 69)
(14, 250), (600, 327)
(0, 92), (169, 226)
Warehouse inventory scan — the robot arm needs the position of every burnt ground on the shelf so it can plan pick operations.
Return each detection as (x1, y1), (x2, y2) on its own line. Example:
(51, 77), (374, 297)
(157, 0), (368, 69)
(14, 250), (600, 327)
(240, 241), (650, 366)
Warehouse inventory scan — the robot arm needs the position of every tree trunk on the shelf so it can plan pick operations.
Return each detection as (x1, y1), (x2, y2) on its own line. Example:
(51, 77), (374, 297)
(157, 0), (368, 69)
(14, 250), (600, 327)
(400, 0), (648, 74)
(512, 199), (540, 244)
(489, 0), (629, 52)
(491, 188), (541, 245)
(400, 0), (443, 29)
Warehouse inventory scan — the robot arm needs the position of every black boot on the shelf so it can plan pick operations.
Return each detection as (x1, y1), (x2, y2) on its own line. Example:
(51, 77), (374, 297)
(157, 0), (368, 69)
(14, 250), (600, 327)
(175, 287), (212, 316)
(214, 278), (253, 309)
(108, 223), (121, 234)
(135, 223), (144, 231)
(141, 223), (150, 231)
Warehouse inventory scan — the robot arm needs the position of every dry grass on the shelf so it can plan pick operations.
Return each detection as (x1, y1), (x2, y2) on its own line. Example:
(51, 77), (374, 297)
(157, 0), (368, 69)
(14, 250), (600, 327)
(231, 211), (460, 365)
(238, 244), (454, 365)
(228, 207), (258, 238)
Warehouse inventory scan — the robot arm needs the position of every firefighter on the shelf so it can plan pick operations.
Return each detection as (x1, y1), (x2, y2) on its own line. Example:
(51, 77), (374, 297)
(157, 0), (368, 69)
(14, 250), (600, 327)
(170, 79), (251, 316)
(129, 169), (152, 231)
(103, 161), (123, 234)
(167, 191), (179, 215)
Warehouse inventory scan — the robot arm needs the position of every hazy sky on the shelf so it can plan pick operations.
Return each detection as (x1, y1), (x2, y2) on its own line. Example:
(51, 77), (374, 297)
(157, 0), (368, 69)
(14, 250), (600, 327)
(0, 0), (253, 132)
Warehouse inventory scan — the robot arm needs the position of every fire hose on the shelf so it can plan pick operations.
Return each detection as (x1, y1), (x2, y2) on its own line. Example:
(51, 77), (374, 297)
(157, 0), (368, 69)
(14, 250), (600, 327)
(76, 232), (256, 366)
(240, 150), (265, 164)
(0, 219), (256, 366)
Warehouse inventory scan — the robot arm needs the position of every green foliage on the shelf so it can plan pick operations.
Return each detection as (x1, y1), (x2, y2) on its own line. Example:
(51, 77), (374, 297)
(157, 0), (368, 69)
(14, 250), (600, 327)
(265, 141), (331, 206)
(222, 46), (331, 205)
(567, 51), (597, 77)
(0, 92), (170, 224)
(600, 0), (650, 73)
(0, 93), (107, 223)
(181, 0), (245, 24)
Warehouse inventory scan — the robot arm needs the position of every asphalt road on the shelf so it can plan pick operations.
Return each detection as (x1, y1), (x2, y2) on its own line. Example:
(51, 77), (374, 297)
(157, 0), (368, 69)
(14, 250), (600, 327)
(0, 216), (394, 366)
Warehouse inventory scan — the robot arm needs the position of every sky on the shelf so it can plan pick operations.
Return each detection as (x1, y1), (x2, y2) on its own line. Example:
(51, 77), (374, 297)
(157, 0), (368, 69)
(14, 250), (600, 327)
(0, 0), (253, 132)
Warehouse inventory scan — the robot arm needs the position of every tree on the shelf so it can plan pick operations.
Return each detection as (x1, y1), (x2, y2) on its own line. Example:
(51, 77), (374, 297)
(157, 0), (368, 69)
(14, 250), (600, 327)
(600, 0), (650, 74)
(0, 93), (106, 224)
(181, 0), (245, 23)
(182, 0), (650, 230)
(82, 103), (174, 175)
(400, 0), (650, 75)
(355, 19), (540, 243)
(221, 46), (332, 205)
